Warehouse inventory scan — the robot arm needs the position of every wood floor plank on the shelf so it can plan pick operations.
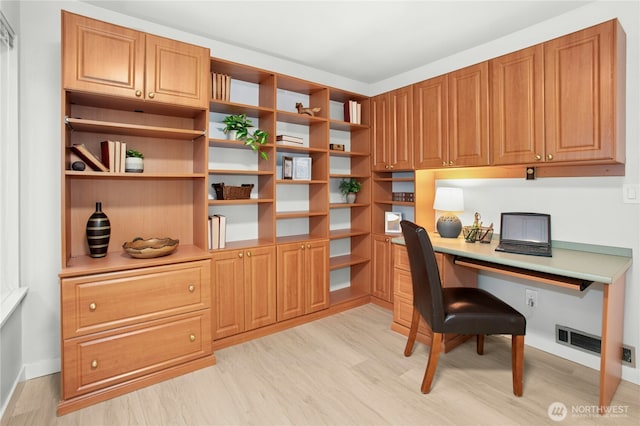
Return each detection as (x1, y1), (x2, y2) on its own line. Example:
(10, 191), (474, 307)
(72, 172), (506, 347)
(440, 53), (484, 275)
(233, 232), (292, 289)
(2, 304), (638, 425)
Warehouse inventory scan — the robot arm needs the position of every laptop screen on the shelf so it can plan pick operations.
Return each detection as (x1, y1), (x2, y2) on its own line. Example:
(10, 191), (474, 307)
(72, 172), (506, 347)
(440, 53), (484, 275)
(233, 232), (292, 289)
(500, 213), (550, 244)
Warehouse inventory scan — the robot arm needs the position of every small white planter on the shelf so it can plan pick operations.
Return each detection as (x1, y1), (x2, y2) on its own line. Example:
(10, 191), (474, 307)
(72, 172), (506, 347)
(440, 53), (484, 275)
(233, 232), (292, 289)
(346, 192), (357, 204)
(125, 157), (144, 173)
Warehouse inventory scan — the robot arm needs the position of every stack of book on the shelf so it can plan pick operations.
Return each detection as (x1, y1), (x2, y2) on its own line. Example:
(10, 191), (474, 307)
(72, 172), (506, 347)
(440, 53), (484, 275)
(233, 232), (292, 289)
(276, 135), (304, 146)
(343, 100), (362, 124)
(100, 140), (127, 173)
(211, 72), (231, 101)
(208, 214), (227, 249)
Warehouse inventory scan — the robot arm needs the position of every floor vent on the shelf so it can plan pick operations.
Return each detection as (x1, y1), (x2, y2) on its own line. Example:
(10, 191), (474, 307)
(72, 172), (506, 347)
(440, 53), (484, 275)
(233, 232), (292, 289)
(555, 325), (635, 367)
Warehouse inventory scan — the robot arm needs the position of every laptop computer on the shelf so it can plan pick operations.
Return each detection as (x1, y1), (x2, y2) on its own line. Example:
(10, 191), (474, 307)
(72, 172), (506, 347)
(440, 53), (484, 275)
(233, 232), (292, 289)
(495, 212), (552, 257)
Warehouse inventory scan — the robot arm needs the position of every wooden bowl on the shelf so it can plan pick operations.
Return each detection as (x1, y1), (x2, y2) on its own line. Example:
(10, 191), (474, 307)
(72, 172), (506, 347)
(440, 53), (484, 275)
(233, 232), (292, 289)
(122, 237), (179, 259)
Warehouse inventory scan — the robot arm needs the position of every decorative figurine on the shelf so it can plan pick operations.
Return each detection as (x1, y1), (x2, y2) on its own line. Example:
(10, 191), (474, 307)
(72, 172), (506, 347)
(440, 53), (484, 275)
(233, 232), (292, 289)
(295, 102), (321, 116)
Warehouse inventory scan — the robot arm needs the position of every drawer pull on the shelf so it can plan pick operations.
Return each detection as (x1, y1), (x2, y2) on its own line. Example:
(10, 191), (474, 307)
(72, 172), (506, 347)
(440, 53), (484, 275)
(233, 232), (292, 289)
(189, 334), (196, 342)
(247, 251), (251, 257)
(91, 360), (98, 369)
(188, 284), (195, 292)
(148, 92), (155, 99)
(238, 252), (243, 258)
(89, 302), (97, 311)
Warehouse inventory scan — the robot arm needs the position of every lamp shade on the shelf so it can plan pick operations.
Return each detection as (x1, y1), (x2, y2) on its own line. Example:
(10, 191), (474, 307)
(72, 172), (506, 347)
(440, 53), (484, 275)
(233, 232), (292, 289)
(433, 187), (464, 212)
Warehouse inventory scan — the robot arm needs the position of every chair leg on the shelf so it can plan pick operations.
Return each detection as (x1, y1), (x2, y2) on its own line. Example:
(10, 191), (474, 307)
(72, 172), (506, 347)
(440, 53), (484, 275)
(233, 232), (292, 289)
(476, 335), (485, 355)
(404, 307), (421, 356)
(512, 334), (524, 396)
(421, 332), (443, 393)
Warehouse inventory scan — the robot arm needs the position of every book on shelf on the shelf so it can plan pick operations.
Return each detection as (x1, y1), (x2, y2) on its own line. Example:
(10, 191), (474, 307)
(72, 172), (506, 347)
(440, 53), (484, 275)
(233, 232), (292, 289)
(211, 72), (231, 101)
(276, 134), (303, 145)
(100, 140), (127, 172)
(343, 100), (361, 124)
(208, 214), (227, 249)
(70, 144), (108, 172)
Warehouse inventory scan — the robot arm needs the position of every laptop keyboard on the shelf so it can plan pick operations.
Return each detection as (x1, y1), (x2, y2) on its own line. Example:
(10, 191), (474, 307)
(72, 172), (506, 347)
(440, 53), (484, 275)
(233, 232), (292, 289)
(496, 243), (552, 257)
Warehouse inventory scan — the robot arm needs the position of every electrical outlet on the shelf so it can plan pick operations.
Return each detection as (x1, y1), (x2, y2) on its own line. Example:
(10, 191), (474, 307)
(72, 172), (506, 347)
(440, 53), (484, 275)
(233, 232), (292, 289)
(525, 289), (538, 308)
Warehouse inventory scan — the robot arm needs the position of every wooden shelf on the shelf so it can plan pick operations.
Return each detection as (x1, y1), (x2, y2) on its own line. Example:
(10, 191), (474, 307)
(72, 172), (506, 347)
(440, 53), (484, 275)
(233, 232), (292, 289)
(276, 210), (328, 219)
(329, 228), (370, 240)
(65, 117), (205, 140)
(329, 254), (369, 270)
(208, 198), (273, 205)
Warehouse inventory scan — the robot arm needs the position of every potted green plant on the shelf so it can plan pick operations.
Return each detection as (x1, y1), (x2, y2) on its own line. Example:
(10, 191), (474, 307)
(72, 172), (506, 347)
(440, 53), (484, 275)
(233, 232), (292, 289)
(223, 113), (269, 160)
(125, 148), (144, 173)
(339, 178), (362, 203)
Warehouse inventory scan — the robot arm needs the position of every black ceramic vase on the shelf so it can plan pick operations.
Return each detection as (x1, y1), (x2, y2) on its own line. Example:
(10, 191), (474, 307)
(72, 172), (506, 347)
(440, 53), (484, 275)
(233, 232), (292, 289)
(86, 201), (111, 258)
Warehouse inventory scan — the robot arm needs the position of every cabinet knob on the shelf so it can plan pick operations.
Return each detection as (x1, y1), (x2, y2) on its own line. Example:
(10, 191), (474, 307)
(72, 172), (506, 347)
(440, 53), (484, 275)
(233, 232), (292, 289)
(306, 244), (311, 249)
(148, 92), (155, 99)
(189, 334), (196, 342)
(188, 284), (195, 293)
(385, 238), (390, 243)
(442, 161), (447, 166)
(448, 161), (454, 166)
(300, 244), (305, 250)
(135, 90), (142, 97)
(246, 251), (251, 257)
(91, 360), (98, 369)
(535, 154), (542, 161)
(238, 252), (243, 258)
(389, 165), (394, 169)
(547, 154), (554, 161)
(89, 302), (96, 311)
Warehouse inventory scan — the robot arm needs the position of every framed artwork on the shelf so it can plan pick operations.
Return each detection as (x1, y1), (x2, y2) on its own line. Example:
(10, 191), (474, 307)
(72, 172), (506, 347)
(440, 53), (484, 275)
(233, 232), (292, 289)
(385, 211), (403, 233)
(293, 157), (312, 180)
(283, 156), (293, 179)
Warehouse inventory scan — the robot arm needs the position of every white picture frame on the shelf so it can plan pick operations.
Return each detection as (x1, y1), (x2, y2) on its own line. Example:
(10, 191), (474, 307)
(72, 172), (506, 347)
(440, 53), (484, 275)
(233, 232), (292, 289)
(292, 157), (312, 180)
(385, 211), (403, 233)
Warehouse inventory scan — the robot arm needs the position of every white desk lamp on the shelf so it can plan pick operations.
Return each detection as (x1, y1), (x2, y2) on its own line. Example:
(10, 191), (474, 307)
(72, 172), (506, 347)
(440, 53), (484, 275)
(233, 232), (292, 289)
(433, 187), (464, 238)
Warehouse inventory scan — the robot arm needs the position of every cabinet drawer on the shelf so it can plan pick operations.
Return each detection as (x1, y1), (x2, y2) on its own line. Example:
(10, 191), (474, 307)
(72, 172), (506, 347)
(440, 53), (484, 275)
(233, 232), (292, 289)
(393, 244), (411, 271)
(393, 295), (431, 336)
(62, 261), (210, 338)
(62, 310), (211, 399)
(393, 266), (414, 299)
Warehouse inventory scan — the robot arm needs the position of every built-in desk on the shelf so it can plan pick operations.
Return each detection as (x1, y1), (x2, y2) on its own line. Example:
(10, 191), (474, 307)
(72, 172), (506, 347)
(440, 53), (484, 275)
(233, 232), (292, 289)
(392, 234), (632, 413)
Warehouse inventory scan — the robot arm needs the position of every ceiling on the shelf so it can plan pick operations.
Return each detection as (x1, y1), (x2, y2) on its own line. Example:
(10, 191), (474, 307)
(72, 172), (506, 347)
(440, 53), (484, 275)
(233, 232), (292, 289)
(84, 1), (591, 84)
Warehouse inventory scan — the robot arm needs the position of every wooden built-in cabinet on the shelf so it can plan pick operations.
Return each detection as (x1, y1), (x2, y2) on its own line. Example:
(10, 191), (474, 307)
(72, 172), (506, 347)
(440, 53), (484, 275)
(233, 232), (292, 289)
(492, 19), (625, 166)
(490, 45), (544, 165)
(371, 234), (393, 303)
(412, 62), (490, 169)
(277, 240), (330, 321)
(208, 57), (371, 319)
(212, 246), (276, 340)
(392, 244), (477, 351)
(543, 19), (625, 165)
(59, 11), (213, 415)
(62, 11), (209, 109)
(372, 86), (413, 171)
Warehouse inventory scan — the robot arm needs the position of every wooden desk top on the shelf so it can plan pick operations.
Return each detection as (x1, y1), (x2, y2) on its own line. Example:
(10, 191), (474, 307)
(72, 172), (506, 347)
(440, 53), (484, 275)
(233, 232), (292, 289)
(392, 233), (632, 285)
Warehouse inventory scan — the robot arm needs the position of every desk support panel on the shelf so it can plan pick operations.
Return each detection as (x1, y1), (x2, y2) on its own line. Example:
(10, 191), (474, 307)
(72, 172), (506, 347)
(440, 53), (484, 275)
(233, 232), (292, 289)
(453, 256), (593, 291)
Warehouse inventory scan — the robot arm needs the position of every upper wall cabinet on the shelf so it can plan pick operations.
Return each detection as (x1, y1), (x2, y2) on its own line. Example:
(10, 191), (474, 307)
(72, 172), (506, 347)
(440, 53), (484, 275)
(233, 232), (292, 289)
(62, 11), (210, 109)
(414, 63), (489, 168)
(490, 45), (544, 165)
(372, 86), (413, 171)
(543, 19), (625, 165)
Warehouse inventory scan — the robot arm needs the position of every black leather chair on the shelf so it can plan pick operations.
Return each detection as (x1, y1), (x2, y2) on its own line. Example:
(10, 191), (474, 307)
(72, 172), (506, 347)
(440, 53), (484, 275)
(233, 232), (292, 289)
(400, 220), (526, 396)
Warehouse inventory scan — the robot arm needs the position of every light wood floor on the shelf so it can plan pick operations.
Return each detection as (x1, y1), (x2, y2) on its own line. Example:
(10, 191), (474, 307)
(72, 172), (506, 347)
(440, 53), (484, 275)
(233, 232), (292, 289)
(2, 304), (639, 425)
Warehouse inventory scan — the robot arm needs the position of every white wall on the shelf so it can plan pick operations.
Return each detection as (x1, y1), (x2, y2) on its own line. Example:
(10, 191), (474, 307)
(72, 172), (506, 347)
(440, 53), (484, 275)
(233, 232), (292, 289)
(14, 0), (639, 393)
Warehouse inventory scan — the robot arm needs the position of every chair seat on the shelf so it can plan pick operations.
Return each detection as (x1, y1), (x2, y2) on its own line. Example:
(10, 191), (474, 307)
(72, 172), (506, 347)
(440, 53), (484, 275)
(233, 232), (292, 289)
(441, 287), (526, 336)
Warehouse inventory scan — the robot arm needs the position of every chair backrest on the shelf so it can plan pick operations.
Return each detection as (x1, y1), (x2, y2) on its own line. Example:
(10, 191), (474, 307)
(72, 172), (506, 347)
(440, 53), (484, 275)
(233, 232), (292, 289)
(400, 220), (446, 332)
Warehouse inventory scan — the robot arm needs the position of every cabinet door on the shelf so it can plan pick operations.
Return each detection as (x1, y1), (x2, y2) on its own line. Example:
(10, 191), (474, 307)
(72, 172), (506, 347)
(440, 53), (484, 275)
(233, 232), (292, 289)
(244, 246), (277, 330)
(389, 86), (414, 170)
(305, 240), (329, 314)
(491, 45), (544, 165)
(448, 62), (490, 167)
(212, 250), (245, 339)
(277, 242), (306, 321)
(371, 94), (390, 171)
(145, 34), (210, 109)
(62, 11), (144, 98)
(414, 75), (448, 168)
(544, 20), (619, 163)
(372, 234), (392, 302)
